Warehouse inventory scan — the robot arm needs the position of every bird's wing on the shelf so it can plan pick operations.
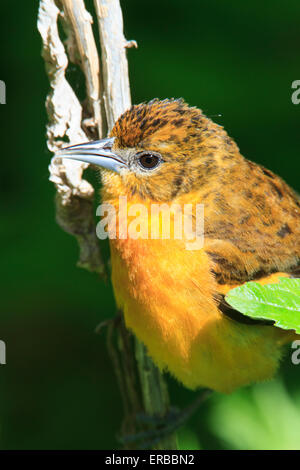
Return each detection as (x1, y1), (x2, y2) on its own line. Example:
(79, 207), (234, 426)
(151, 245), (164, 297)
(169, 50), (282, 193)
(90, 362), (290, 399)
(197, 160), (300, 325)
(200, 159), (300, 289)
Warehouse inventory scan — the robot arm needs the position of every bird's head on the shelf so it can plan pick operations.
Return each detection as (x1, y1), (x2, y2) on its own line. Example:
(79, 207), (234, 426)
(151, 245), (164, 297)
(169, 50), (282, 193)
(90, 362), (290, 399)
(58, 99), (239, 202)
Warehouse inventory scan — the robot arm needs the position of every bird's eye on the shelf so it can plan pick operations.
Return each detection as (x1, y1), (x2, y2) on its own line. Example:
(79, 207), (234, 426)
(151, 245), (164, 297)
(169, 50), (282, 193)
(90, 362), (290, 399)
(137, 153), (161, 170)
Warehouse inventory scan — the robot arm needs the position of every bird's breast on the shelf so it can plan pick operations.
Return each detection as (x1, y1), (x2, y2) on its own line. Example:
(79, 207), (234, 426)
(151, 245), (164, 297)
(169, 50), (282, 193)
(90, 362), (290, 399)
(110, 229), (222, 382)
(106, 198), (292, 392)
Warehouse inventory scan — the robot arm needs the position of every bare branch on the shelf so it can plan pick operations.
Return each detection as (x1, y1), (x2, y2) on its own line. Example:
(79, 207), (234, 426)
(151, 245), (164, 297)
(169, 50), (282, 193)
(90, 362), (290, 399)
(37, 0), (105, 276)
(38, 0), (91, 201)
(61, 0), (104, 137)
(93, 0), (133, 131)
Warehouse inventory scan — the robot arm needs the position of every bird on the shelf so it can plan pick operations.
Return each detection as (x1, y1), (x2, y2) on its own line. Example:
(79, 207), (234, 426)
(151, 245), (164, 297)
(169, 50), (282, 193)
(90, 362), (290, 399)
(57, 98), (300, 393)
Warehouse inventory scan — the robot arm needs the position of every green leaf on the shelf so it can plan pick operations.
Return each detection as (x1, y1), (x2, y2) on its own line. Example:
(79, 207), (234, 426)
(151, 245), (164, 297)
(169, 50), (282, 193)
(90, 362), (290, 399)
(225, 277), (300, 333)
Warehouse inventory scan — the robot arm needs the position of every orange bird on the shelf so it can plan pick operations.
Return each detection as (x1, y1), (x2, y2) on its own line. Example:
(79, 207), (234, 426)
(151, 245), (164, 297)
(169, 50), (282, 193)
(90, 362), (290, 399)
(58, 99), (300, 393)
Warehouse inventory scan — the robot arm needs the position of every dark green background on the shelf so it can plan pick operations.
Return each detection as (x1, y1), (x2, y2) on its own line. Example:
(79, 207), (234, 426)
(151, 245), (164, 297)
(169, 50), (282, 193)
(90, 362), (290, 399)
(1, 0), (300, 449)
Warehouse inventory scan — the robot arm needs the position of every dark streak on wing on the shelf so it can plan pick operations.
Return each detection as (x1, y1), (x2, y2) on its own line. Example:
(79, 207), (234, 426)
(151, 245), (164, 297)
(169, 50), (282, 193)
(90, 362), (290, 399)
(290, 264), (300, 278)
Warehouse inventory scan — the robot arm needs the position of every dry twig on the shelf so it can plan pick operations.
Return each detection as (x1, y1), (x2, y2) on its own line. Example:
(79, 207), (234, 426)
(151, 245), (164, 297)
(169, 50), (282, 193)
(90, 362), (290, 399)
(37, 0), (105, 275)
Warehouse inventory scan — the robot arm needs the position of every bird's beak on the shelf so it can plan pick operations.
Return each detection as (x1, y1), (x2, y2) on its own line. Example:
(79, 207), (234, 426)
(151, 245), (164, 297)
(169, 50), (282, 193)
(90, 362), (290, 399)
(55, 137), (126, 173)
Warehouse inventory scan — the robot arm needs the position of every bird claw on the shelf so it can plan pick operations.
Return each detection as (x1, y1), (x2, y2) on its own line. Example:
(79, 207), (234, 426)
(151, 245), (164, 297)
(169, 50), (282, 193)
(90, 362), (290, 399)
(94, 312), (121, 334)
(119, 390), (211, 449)
(119, 408), (180, 449)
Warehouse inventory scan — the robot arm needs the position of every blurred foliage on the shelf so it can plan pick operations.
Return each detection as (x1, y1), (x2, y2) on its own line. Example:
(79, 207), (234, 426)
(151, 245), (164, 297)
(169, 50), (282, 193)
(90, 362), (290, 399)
(0, 0), (300, 450)
(209, 380), (300, 450)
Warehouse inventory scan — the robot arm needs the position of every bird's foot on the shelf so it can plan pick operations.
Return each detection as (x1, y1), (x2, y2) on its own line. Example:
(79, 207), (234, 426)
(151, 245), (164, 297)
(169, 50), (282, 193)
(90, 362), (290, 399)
(94, 311), (122, 334)
(119, 389), (212, 449)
